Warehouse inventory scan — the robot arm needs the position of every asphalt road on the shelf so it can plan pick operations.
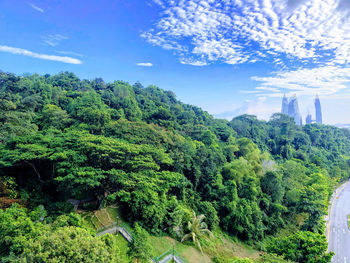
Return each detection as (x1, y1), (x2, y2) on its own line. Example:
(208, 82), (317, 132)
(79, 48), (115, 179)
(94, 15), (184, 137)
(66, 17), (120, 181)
(327, 182), (350, 263)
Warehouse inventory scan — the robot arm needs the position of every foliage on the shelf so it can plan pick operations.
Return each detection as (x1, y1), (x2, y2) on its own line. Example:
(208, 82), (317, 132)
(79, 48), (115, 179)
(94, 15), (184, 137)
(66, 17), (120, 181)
(267, 231), (334, 263)
(0, 204), (123, 262)
(181, 212), (213, 253)
(127, 222), (152, 263)
(0, 71), (348, 260)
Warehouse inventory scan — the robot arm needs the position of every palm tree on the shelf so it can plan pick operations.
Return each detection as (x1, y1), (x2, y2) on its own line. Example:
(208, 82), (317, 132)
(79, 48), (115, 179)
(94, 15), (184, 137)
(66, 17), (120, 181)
(181, 212), (213, 253)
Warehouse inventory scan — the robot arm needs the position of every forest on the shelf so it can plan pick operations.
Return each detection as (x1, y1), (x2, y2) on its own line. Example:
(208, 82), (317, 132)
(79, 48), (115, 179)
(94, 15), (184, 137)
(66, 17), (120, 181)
(1, 71), (348, 262)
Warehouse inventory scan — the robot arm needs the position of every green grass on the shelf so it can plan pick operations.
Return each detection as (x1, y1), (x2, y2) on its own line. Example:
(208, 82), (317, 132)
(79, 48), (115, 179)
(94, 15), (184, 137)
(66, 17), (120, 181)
(115, 233), (130, 262)
(81, 211), (96, 230)
(348, 214), (350, 229)
(88, 215), (102, 229)
(106, 207), (119, 220)
(147, 228), (261, 263)
(95, 209), (112, 226)
(149, 235), (205, 263)
(82, 206), (121, 231)
(80, 207), (260, 263)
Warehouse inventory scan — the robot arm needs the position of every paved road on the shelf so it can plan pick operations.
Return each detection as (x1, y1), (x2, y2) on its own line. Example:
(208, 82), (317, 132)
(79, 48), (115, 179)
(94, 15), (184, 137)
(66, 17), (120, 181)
(327, 181), (350, 263)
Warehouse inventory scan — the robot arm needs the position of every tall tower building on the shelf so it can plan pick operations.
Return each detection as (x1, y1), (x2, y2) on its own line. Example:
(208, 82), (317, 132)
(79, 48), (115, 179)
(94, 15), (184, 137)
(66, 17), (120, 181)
(315, 95), (322, 124)
(306, 113), (312, 124)
(281, 94), (289, 115)
(288, 95), (302, 126)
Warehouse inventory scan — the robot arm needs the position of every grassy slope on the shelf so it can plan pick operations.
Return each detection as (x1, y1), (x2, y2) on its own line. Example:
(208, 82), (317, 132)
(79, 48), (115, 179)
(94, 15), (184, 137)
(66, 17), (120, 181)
(81, 207), (261, 263)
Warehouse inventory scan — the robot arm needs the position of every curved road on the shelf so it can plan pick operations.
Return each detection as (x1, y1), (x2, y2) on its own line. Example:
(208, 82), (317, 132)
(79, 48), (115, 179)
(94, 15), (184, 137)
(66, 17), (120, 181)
(327, 181), (350, 263)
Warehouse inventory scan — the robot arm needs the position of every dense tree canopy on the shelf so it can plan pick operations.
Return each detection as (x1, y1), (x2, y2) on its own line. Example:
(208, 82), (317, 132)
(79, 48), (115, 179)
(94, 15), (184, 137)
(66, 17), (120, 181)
(0, 71), (346, 262)
(0, 204), (122, 263)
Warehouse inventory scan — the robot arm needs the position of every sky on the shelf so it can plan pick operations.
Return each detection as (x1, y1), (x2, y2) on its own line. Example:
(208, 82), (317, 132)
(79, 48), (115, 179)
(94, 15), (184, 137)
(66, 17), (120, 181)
(1, 0), (350, 124)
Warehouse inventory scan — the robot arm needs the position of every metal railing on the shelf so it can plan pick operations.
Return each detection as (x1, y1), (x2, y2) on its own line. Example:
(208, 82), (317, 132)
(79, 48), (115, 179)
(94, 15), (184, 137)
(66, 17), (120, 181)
(96, 222), (118, 233)
(153, 249), (188, 263)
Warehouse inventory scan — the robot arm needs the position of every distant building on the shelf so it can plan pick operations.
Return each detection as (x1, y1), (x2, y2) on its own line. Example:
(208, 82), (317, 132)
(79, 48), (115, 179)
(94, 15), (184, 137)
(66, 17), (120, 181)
(287, 95), (303, 126)
(306, 113), (312, 124)
(282, 94), (289, 115)
(281, 94), (322, 126)
(315, 95), (322, 124)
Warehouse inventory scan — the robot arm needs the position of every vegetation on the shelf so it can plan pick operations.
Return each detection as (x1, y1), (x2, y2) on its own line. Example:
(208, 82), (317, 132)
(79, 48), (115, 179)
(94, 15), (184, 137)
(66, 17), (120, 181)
(181, 212), (213, 253)
(127, 223), (152, 263)
(0, 204), (123, 262)
(1, 71), (349, 262)
(267, 231), (334, 263)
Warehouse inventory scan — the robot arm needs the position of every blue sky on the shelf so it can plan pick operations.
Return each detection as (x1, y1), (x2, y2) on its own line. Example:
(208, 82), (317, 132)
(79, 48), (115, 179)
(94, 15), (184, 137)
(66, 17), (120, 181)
(1, 0), (350, 124)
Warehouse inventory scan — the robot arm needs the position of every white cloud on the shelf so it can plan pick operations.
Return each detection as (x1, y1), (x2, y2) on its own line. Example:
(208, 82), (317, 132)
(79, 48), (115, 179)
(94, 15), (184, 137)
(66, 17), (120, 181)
(152, 0), (165, 8)
(144, 0), (350, 123)
(42, 34), (68, 47)
(140, 32), (186, 52)
(143, 0), (350, 67)
(56, 50), (84, 57)
(29, 3), (44, 13)
(252, 65), (350, 97)
(0, 45), (82, 64)
(136, 62), (153, 67)
(180, 58), (207, 66)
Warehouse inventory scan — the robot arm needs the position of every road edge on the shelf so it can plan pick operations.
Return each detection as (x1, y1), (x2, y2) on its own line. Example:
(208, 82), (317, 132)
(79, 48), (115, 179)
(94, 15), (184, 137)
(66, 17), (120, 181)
(326, 180), (350, 241)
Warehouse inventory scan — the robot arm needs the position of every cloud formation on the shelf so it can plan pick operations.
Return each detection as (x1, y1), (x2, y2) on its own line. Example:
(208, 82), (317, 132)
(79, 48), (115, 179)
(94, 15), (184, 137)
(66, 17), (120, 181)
(42, 34), (68, 47)
(0, 45), (82, 64)
(252, 66), (350, 97)
(29, 3), (44, 13)
(56, 50), (84, 58)
(143, 0), (350, 67)
(152, 0), (165, 8)
(136, 62), (153, 67)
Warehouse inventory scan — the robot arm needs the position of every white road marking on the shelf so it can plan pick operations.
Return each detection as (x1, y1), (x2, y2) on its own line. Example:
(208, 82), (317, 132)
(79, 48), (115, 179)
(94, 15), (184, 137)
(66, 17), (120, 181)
(345, 257), (346, 263)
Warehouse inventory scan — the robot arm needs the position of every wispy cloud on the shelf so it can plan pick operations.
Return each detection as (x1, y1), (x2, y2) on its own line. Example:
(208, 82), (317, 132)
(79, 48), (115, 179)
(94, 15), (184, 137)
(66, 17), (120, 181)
(136, 62), (153, 67)
(252, 66), (350, 97)
(152, 0), (165, 8)
(180, 58), (207, 66)
(56, 50), (84, 58)
(141, 32), (186, 52)
(143, 0), (350, 67)
(42, 34), (68, 47)
(28, 3), (44, 13)
(0, 45), (82, 64)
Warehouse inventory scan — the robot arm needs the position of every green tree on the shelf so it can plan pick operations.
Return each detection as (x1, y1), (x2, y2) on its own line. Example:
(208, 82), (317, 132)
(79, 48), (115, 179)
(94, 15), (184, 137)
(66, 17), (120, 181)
(40, 104), (71, 130)
(127, 223), (152, 263)
(267, 231), (334, 263)
(17, 227), (120, 263)
(181, 212), (213, 253)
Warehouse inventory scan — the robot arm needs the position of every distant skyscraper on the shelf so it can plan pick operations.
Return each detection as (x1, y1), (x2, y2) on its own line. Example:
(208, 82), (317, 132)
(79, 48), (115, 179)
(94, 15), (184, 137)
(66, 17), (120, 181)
(288, 95), (303, 126)
(315, 95), (322, 124)
(306, 113), (312, 124)
(281, 94), (289, 115)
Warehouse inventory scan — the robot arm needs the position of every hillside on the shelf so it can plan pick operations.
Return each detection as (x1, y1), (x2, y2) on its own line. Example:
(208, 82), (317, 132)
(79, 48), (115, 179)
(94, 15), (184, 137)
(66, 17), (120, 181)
(0, 71), (345, 262)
